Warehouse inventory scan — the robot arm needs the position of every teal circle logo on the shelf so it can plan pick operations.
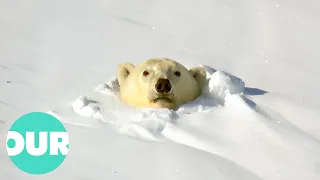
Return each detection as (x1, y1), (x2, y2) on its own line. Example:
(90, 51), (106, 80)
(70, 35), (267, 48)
(6, 112), (69, 175)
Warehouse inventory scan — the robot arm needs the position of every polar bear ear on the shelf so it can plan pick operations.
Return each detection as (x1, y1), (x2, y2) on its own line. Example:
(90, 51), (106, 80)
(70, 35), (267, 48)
(189, 67), (206, 91)
(117, 62), (135, 86)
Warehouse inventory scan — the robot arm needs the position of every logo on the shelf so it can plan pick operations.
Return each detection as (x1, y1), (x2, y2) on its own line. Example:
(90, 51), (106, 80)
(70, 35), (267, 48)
(6, 112), (69, 175)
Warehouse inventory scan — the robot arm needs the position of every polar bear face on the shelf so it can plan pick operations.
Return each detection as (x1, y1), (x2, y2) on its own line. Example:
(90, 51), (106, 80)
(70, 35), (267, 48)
(117, 58), (206, 109)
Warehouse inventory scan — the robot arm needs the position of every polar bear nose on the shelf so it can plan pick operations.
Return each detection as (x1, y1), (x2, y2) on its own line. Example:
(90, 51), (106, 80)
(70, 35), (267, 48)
(155, 78), (172, 93)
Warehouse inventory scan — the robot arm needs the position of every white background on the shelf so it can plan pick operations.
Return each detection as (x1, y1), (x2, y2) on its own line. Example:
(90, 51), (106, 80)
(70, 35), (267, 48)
(1, 0), (320, 180)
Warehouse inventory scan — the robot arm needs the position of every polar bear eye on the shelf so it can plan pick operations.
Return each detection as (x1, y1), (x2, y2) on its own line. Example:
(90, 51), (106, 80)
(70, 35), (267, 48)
(174, 71), (181, 77)
(143, 70), (149, 76)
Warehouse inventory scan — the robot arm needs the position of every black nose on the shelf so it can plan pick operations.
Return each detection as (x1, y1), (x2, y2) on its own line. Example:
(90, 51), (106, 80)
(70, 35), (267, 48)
(155, 78), (172, 93)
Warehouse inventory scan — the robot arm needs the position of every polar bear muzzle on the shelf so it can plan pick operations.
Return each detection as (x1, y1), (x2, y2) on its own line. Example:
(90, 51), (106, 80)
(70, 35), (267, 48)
(155, 78), (172, 94)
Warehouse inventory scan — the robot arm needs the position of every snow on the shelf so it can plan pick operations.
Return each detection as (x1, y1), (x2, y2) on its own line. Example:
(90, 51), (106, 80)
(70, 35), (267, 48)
(68, 68), (245, 140)
(1, 0), (320, 180)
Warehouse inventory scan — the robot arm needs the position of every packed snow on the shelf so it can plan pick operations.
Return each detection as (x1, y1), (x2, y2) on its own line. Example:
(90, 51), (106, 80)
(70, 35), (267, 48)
(1, 0), (320, 180)
(61, 67), (245, 140)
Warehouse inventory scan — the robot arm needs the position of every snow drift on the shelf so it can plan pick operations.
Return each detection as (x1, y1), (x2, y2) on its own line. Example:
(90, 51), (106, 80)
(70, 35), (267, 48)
(47, 65), (320, 180)
(60, 65), (246, 140)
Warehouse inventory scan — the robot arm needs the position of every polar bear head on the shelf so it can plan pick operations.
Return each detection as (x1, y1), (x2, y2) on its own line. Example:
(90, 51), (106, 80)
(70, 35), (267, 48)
(117, 58), (206, 109)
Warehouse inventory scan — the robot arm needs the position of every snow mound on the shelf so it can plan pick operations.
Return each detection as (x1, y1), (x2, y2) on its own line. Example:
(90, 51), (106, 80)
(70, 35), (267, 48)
(207, 70), (245, 103)
(67, 65), (247, 140)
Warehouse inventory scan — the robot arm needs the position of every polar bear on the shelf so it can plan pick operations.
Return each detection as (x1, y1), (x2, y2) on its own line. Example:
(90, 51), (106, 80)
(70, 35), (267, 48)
(117, 58), (206, 109)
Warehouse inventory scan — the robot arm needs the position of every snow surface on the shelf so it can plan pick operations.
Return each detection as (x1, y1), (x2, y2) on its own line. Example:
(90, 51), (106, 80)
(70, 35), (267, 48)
(1, 0), (320, 180)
